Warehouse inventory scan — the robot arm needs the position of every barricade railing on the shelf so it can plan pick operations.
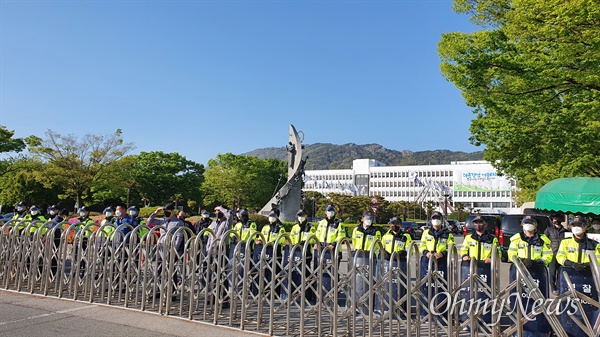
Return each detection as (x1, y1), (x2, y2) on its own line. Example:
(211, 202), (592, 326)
(1, 226), (600, 337)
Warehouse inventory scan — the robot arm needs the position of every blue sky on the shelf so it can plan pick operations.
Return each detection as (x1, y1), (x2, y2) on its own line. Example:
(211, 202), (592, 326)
(1, 0), (479, 166)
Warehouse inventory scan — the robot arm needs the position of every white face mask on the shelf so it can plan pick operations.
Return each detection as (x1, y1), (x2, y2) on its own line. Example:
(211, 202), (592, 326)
(592, 224), (600, 230)
(49, 210), (56, 216)
(16, 206), (24, 212)
(31, 210), (39, 216)
(268, 216), (277, 224)
(364, 219), (372, 226)
(128, 211), (137, 216)
(523, 224), (535, 232)
(298, 216), (306, 223)
(431, 219), (442, 227)
(571, 226), (584, 235)
(105, 212), (113, 217)
(202, 214), (209, 219)
(115, 211), (122, 217)
(326, 211), (335, 218)
(79, 212), (86, 217)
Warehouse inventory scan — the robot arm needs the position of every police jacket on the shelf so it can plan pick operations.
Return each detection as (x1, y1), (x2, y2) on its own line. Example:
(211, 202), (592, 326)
(351, 224), (381, 252)
(459, 230), (499, 261)
(260, 221), (285, 245)
(544, 225), (568, 254)
(382, 230), (412, 258)
(315, 217), (346, 246)
(233, 220), (257, 242)
(507, 232), (552, 266)
(290, 221), (315, 245)
(556, 235), (600, 265)
(419, 228), (455, 256)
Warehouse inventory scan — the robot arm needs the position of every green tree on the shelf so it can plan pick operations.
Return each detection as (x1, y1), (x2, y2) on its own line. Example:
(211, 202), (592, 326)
(0, 157), (60, 207)
(28, 129), (135, 208)
(133, 151), (204, 208)
(202, 153), (286, 210)
(90, 155), (139, 206)
(439, 0), (600, 198)
(0, 125), (28, 179)
(301, 190), (326, 218)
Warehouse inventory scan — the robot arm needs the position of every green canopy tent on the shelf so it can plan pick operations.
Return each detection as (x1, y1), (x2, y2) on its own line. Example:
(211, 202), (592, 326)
(535, 177), (600, 216)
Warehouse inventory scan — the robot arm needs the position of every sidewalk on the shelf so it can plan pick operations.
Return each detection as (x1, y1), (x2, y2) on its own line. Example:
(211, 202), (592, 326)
(0, 290), (267, 337)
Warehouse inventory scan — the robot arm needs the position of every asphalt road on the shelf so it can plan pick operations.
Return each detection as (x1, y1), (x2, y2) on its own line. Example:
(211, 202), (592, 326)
(0, 290), (265, 337)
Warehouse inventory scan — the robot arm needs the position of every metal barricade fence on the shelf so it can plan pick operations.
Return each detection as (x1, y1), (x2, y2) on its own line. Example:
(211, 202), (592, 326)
(2, 226), (600, 337)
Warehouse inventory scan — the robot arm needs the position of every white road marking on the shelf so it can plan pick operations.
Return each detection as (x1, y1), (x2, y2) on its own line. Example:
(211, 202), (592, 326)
(0, 304), (97, 326)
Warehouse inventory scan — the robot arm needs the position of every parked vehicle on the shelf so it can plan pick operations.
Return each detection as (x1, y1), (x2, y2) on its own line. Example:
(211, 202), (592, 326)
(0, 212), (14, 222)
(497, 214), (550, 262)
(446, 219), (460, 234)
(463, 214), (503, 237)
(402, 221), (423, 240)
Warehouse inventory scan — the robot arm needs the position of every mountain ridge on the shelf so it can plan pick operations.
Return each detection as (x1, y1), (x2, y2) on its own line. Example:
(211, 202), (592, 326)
(244, 143), (484, 170)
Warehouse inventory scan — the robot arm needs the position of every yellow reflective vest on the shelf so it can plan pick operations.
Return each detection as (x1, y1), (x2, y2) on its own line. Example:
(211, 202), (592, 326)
(260, 223), (285, 245)
(556, 236), (600, 265)
(459, 232), (500, 261)
(419, 228), (455, 255)
(381, 230), (412, 255)
(233, 221), (257, 242)
(315, 218), (346, 245)
(289, 222), (316, 245)
(351, 225), (381, 252)
(507, 232), (553, 266)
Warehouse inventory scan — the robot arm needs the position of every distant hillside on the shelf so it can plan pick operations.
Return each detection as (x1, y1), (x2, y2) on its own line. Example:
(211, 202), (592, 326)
(243, 143), (484, 170)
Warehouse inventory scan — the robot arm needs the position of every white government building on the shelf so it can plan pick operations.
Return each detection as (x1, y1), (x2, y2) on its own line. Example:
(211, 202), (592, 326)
(303, 159), (519, 215)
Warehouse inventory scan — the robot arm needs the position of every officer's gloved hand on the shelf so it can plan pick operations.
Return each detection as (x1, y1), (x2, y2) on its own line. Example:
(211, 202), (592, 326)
(572, 263), (586, 272)
(522, 258), (534, 268)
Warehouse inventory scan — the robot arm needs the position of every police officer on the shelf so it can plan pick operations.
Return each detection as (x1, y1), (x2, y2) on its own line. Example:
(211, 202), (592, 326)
(314, 204), (346, 305)
(351, 210), (381, 315)
(556, 220), (600, 273)
(127, 206), (147, 238)
(460, 217), (499, 264)
(28, 206), (46, 222)
(555, 221), (600, 337)
(253, 209), (285, 294)
(27, 206), (48, 235)
(314, 204), (346, 250)
(232, 208), (257, 244)
(47, 205), (64, 224)
(418, 211), (454, 317)
(376, 217), (412, 316)
(281, 209), (316, 302)
(101, 207), (115, 226)
(419, 211), (455, 261)
(127, 206), (144, 226)
(74, 206), (96, 279)
(545, 214), (568, 295)
(45, 205), (64, 277)
(230, 208), (256, 281)
(12, 201), (30, 221)
(458, 216), (499, 326)
(507, 217), (553, 267)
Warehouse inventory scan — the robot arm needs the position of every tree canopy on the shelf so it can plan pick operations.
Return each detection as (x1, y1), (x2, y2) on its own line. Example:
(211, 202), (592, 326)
(28, 129), (135, 207)
(439, 0), (600, 201)
(132, 151), (204, 207)
(202, 153), (286, 211)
